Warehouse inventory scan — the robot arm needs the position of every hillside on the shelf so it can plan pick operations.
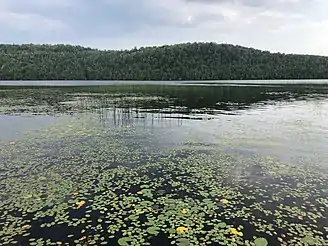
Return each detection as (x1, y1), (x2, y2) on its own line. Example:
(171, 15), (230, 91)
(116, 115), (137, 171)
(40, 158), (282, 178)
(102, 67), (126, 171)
(0, 42), (328, 80)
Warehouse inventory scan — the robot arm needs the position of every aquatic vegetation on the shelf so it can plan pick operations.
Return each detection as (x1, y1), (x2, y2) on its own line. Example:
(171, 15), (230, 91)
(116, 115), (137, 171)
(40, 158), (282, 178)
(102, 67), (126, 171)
(220, 199), (229, 205)
(76, 201), (86, 208)
(0, 85), (328, 245)
(229, 228), (243, 237)
(176, 227), (188, 234)
(1, 115), (327, 246)
(118, 237), (132, 246)
(254, 238), (268, 246)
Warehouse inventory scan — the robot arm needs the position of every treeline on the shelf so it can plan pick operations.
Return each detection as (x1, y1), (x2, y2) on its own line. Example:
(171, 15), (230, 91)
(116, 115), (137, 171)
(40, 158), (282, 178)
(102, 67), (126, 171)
(0, 42), (328, 80)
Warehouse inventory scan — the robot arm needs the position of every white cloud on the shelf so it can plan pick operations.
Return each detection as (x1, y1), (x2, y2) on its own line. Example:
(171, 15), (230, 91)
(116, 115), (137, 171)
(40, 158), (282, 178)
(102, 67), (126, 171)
(0, 12), (66, 33)
(0, 0), (327, 56)
(2, 0), (77, 9)
(0, 0), (68, 36)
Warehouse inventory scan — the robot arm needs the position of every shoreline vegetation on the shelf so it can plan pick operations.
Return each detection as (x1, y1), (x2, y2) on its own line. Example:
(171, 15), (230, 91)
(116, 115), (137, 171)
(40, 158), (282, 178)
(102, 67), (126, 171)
(1, 42), (328, 81)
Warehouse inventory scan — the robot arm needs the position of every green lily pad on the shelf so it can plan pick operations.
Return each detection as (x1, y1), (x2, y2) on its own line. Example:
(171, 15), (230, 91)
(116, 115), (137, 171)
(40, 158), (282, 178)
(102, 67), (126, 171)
(118, 237), (132, 246)
(217, 222), (227, 228)
(301, 236), (318, 245)
(176, 238), (190, 246)
(254, 238), (268, 246)
(128, 214), (139, 221)
(147, 226), (160, 235)
(23, 194), (33, 199)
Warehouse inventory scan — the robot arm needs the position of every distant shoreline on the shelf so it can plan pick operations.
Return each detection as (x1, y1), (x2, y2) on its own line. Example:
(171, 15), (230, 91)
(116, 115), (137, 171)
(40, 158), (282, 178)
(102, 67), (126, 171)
(1, 79), (328, 87)
(1, 42), (328, 81)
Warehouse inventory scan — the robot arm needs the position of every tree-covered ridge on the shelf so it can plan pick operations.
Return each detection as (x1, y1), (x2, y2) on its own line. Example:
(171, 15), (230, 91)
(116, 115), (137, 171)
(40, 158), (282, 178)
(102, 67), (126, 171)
(1, 42), (328, 80)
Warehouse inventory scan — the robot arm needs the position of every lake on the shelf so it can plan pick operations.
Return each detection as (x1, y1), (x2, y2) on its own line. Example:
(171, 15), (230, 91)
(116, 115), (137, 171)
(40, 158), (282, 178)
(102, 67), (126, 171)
(1, 79), (328, 86)
(0, 82), (328, 246)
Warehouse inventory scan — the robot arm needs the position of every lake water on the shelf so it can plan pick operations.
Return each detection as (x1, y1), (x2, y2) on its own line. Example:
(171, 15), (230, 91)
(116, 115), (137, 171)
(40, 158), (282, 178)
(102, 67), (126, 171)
(1, 79), (328, 86)
(0, 82), (327, 246)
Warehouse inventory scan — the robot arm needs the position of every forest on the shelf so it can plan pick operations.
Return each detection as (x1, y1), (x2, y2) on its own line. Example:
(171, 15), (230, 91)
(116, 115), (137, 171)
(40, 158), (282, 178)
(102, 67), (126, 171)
(1, 42), (328, 80)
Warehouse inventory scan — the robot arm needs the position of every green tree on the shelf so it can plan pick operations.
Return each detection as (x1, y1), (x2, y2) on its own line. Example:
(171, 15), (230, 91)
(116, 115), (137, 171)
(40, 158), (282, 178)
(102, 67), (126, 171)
(0, 42), (328, 80)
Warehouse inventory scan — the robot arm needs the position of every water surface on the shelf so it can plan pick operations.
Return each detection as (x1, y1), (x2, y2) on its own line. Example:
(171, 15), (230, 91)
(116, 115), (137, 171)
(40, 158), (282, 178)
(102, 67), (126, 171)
(0, 83), (327, 246)
(1, 79), (328, 86)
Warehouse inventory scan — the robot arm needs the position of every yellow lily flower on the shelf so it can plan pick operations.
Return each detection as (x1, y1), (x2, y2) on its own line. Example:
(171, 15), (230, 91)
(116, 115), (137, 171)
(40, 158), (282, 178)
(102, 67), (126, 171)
(230, 227), (243, 237)
(220, 199), (229, 205)
(176, 226), (188, 233)
(76, 201), (86, 208)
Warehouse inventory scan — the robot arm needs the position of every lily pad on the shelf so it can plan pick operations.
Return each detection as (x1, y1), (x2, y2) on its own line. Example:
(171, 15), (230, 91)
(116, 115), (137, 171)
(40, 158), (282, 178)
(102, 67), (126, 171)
(147, 226), (161, 235)
(254, 238), (268, 246)
(176, 238), (190, 246)
(118, 237), (132, 246)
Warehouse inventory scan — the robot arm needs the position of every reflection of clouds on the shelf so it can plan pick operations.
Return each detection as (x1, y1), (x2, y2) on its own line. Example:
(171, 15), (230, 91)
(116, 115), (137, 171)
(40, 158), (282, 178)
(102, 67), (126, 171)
(0, 115), (58, 145)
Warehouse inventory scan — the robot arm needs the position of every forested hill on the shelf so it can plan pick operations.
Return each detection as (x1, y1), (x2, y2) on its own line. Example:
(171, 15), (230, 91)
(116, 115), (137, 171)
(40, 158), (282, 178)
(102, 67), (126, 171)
(1, 42), (328, 80)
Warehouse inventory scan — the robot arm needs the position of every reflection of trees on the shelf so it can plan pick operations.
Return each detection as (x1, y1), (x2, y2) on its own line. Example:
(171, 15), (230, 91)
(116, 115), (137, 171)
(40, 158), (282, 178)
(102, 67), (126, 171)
(75, 95), (184, 128)
(95, 106), (184, 128)
(74, 84), (328, 119)
(2, 84), (327, 117)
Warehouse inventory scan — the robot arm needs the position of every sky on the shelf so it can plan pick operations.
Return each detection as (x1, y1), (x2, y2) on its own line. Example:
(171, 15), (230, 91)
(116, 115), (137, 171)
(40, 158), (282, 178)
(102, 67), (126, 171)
(0, 0), (327, 55)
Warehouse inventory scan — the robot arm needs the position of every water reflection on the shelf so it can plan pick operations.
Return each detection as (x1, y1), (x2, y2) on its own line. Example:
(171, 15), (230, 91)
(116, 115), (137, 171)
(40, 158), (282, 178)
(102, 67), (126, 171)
(96, 107), (184, 128)
(60, 85), (328, 172)
(1, 84), (328, 157)
(0, 115), (61, 146)
(63, 84), (328, 115)
(1, 84), (328, 147)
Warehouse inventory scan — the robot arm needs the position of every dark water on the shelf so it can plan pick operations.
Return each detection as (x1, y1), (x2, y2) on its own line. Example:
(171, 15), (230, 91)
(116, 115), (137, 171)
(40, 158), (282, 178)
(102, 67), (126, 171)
(0, 83), (328, 246)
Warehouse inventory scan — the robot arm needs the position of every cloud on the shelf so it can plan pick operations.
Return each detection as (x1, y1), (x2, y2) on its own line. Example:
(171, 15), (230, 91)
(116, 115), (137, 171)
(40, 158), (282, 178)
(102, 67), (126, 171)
(0, 12), (66, 33)
(0, 0), (68, 36)
(184, 0), (313, 9)
(0, 0), (327, 55)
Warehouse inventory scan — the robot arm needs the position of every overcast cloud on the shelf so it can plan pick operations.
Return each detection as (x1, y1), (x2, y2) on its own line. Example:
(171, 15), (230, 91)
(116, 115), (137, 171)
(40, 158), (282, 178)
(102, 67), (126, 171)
(0, 0), (327, 55)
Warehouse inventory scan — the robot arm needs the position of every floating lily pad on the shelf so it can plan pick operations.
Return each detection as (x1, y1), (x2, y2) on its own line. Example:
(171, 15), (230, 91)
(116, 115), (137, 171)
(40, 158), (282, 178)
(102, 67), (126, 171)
(118, 237), (132, 246)
(147, 226), (161, 235)
(176, 238), (190, 246)
(254, 238), (268, 246)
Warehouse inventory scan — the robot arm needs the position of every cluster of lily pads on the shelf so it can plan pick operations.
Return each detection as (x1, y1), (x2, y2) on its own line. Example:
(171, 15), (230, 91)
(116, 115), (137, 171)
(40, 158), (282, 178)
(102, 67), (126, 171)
(1, 85), (328, 246)
(0, 112), (327, 246)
